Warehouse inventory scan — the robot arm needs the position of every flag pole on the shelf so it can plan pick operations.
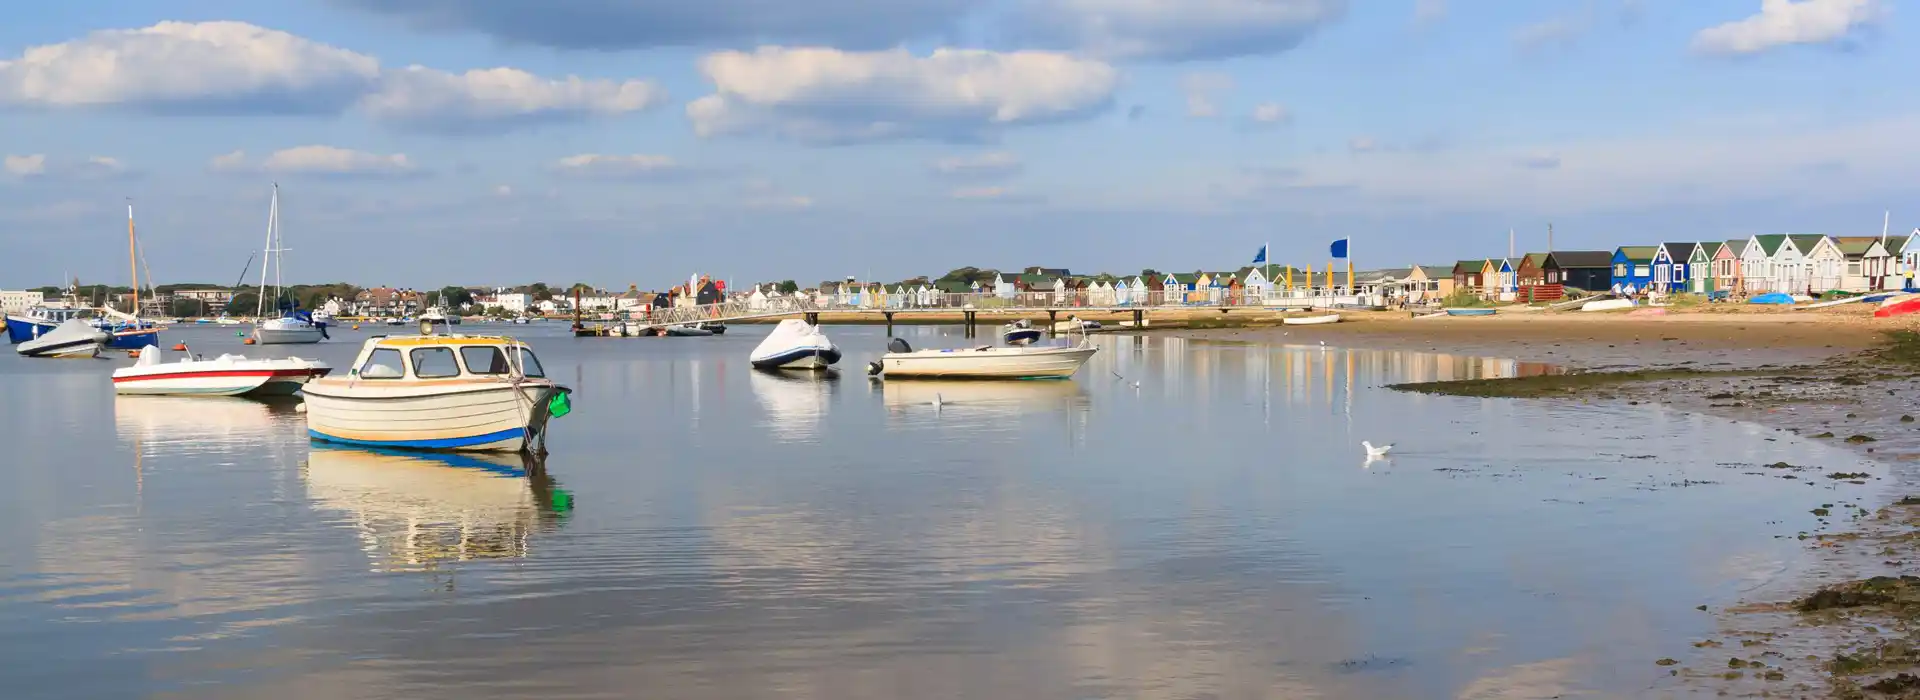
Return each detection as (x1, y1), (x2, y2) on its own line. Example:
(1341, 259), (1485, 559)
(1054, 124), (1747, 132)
(1346, 237), (1354, 295)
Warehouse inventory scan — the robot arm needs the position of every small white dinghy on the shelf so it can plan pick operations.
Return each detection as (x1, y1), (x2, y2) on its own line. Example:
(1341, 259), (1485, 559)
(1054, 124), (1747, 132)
(17, 318), (108, 358)
(749, 319), (842, 370)
(868, 336), (1097, 379)
(112, 344), (331, 396)
(1281, 314), (1341, 325)
(1579, 298), (1636, 312)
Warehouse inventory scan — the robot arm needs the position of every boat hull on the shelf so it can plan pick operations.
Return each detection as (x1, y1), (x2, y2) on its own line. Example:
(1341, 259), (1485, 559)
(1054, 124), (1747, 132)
(1579, 298), (1635, 312)
(20, 338), (103, 358)
(881, 346), (1097, 379)
(1875, 298), (1920, 319)
(750, 347), (842, 370)
(1443, 308), (1497, 316)
(255, 326), (325, 344)
(1281, 314), (1341, 325)
(5, 315), (53, 344)
(106, 328), (160, 349)
(1002, 328), (1044, 345)
(302, 381), (564, 452)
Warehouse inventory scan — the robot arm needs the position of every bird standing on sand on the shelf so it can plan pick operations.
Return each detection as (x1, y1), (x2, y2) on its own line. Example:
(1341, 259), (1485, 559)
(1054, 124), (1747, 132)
(1362, 441), (1393, 459)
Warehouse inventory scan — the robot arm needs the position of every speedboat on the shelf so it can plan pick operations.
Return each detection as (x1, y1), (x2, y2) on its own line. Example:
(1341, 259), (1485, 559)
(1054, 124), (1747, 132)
(1001, 319), (1043, 346)
(697, 322), (726, 335)
(301, 333), (572, 453)
(112, 344), (331, 396)
(254, 310), (327, 344)
(868, 337), (1097, 379)
(420, 307), (452, 325)
(5, 304), (89, 344)
(17, 318), (109, 358)
(664, 325), (714, 337)
(1051, 316), (1101, 333)
(749, 319), (841, 370)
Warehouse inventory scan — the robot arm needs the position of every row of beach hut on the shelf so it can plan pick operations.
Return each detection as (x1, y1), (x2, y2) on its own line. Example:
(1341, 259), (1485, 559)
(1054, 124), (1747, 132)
(1450, 230), (1920, 300)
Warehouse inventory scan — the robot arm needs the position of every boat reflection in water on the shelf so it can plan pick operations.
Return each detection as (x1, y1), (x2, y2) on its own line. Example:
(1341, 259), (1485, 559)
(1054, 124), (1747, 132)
(747, 368), (835, 442)
(113, 394), (302, 452)
(303, 446), (571, 572)
(881, 378), (1088, 420)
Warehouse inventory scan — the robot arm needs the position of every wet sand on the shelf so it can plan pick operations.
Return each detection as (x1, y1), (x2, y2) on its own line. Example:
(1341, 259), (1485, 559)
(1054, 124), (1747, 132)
(1187, 308), (1920, 698)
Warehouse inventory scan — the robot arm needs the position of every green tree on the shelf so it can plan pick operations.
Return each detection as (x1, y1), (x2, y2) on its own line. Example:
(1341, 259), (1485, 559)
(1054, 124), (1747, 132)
(229, 291), (260, 315)
(433, 286), (474, 308)
(169, 298), (203, 318)
(777, 280), (800, 294)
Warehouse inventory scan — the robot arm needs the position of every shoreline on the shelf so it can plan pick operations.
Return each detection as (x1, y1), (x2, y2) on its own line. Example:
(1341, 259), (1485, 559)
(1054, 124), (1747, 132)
(1179, 310), (1920, 697)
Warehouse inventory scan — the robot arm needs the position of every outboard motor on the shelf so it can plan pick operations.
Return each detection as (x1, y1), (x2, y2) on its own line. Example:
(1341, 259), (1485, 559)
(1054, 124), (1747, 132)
(887, 337), (912, 354)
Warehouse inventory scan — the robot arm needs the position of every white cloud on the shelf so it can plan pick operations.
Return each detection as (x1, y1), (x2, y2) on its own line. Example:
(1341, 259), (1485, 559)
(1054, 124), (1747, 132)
(210, 146), (420, 178)
(549, 154), (687, 180)
(1250, 102), (1292, 125)
(1181, 72), (1233, 118)
(3, 154), (134, 180)
(687, 47), (1118, 144)
(0, 21), (662, 132)
(362, 66), (666, 131)
(1012, 0), (1347, 60)
(933, 152), (1023, 178)
(1414, 0), (1447, 25)
(1692, 0), (1885, 56)
(0, 21), (379, 112)
(1348, 137), (1379, 153)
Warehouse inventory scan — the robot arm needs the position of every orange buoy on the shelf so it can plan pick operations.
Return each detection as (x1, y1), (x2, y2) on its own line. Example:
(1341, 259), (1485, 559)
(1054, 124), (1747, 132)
(352, 324), (361, 330)
(171, 343), (187, 351)
(127, 349), (141, 358)
(243, 338), (257, 345)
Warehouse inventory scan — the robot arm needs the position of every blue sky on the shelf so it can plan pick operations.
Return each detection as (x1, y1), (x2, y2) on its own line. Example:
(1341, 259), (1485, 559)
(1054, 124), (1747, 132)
(1, 0), (1912, 289)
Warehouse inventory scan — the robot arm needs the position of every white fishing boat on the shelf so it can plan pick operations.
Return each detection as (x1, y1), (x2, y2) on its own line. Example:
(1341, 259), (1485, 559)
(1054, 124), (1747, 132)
(301, 334), (572, 453)
(111, 344), (331, 396)
(250, 185), (327, 345)
(1580, 298), (1636, 312)
(1281, 313), (1341, 325)
(749, 319), (841, 369)
(1001, 319), (1044, 346)
(868, 337), (1097, 379)
(17, 318), (108, 358)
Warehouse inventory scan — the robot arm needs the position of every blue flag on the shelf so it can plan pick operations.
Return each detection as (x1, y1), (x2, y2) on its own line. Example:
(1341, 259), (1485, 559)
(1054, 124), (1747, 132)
(1330, 238), (1350, 259)
(1252, 245), (1267, 264)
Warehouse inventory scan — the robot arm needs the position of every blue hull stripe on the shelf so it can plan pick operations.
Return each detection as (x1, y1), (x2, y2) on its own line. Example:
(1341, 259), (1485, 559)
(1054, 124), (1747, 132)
(308, 427), (525, 450)
(750, 347), (841, 368)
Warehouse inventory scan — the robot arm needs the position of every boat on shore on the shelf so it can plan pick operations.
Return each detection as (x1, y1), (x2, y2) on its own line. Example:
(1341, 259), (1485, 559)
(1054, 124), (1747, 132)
(18, 318), (108, 358)
(1443, 308), (1497, 316)
(1875, 296), (1920, 319)
(1579, 298), (1635, 312)
(868, 337), (1097, 379)
(301, 334), (572, 453)
(1001, 319), (1044, 346)
(112, 344), (330, 396)
(1281, 313), (1341, 326)
(749, 319), (841, 370)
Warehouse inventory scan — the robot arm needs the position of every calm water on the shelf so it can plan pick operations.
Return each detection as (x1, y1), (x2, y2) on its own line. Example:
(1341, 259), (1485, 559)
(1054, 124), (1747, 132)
(0, 323), (1884, 699)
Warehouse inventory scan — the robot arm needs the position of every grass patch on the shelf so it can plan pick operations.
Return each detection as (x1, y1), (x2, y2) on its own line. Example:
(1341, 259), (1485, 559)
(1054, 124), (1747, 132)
(1439, 288), (1494, 308)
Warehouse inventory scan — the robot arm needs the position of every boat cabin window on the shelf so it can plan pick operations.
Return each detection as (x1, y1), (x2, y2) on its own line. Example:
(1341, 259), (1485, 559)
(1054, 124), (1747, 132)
(411, 347), (461, 378)
(359, 348), (404, 379)
(517, 348), (546, 378)
(461, 346), (511, 375)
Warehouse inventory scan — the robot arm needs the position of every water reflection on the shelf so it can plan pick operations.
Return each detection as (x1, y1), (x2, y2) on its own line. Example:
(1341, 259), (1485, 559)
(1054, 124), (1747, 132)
(114, 395), (300, 449)
(302, 447), (566, 572)
(746, 369), (835, 442)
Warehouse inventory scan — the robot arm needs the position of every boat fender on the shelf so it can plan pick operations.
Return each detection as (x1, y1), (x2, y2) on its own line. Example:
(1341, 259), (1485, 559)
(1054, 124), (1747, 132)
(867, 361), (883, 376)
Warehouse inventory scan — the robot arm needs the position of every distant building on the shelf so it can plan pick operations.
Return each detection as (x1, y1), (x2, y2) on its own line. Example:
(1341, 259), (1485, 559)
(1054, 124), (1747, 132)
(171, 288), (233, 312)
(0, 290), (45, 314)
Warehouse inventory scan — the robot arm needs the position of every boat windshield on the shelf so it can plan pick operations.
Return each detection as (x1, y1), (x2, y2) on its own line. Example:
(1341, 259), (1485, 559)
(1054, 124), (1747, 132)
(517, 348), (546, 378)
(461, 346), (511, 375)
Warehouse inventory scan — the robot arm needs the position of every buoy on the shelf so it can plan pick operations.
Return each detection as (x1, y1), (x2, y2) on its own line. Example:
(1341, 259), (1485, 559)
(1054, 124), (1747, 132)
(235, 331), (245, 337)
(171, 343), (187, 351)
(243, 338), (256, 345)
(127, 349), (141, 358)
(352, 324), (360, 330)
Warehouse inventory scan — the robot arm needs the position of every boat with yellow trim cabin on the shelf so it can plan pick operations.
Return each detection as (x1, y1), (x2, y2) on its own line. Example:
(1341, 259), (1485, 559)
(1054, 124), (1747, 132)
(300, 333), (571, 453)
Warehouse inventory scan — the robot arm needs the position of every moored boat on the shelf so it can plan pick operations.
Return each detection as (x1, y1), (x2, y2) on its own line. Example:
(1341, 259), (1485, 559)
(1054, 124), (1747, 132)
(868, 337), (1097, 379)
(1001, 319), (1044, 346)
(664, 325), (714, 337)
(1281, 313), (1341, 325)
(1443, 308), (1497, 316)
(301, 334), (572, 453)
(17, 318), (108, 358)
(111, 344), (330, 396)
(749, 319), (841, 370)
(5, 303), (89, 344)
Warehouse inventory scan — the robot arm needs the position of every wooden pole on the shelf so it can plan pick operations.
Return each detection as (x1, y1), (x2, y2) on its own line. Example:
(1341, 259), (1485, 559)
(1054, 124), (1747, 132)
(127, 201), (138, 316)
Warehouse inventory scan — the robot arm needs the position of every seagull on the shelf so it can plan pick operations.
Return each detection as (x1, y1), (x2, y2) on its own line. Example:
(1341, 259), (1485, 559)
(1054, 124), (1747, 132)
(931, 393), (944, 409)
(1362, 441), (1393, 459)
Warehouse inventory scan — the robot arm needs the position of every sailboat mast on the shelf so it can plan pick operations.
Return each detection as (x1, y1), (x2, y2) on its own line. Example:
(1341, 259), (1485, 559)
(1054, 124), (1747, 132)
(127, 201), (140, 317)
(256, 185), (276, 318)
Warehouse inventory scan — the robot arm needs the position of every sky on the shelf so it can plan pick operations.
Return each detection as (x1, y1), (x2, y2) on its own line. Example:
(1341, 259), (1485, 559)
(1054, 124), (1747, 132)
(1, 0), (1914, 290)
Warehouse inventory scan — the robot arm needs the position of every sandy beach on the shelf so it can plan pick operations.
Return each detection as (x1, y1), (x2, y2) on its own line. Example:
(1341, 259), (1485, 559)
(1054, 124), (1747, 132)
(1186, 306), (1920, 698)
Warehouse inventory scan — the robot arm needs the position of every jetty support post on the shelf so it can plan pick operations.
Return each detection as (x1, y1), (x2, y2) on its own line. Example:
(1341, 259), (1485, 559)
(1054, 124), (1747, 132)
(805, 311), (818, 325)
(1132, 308), (1144, 329)
(884, 311), (895, 337)
(1048, 309), (1059, 336)
(963, 310), (976, 338)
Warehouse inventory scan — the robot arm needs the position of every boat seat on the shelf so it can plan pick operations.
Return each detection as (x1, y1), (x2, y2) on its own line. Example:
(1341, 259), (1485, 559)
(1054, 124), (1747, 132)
(134, 346), (162, 366)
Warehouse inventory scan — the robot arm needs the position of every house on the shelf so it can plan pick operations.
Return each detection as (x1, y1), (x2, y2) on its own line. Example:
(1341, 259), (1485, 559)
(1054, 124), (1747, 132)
(1451, 260), (1485, 297)
(1709, 241), (1744, 294)
(1833, 237), (1891, 292)
(1886, 235), (1914, 291)
(1542, 251), (1613, 292)
(1686, 243), (1714, 294)
(1514, 253), (1549, 287)
(1403, 265), (1454, 303)
(0, 290), (45, 314)
(1652, 243), (1701, 294)
(1480, 259), (1515, 298)
(1162, 272), (1199, 304)
(170, 288), (233, 313)
(1610, 246), (1658, 293)
(1024, 266), (1070, 279)
(1741, 235), (1790, 293)
(1239, 266), (1271, 302)
(1111, 278), (1131, 306)
(1794, 235), (1844, 292)
(992, 272), (1021, 300)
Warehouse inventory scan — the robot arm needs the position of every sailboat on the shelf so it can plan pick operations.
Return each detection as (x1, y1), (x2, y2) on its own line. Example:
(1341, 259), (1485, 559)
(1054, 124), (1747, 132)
(96, 202), (164, 349)
(251, 185), (327, 345)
